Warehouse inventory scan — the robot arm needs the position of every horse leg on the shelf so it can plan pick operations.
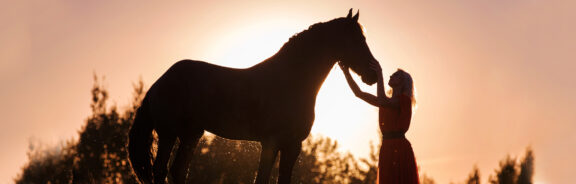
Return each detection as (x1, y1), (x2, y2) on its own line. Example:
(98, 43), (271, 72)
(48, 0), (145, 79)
(255, 142), (279, 184)
(278, 142), (302, 184)
(170, 133), (202, 184)
(152, 134), (176, 184)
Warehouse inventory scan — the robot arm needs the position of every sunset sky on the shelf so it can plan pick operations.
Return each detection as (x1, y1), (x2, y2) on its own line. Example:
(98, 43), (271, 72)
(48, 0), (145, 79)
(2, 0), (576, 183)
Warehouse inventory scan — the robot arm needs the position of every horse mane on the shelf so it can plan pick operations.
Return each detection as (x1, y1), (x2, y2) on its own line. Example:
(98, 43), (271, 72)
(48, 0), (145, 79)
(249, 17), (351, 69)
(276, 18), (349, 55)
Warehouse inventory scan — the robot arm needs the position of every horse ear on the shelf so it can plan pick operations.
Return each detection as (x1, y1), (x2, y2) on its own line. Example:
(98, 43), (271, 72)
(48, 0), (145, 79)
(353, 10), (359, 21)
(347, 8), (353, 19)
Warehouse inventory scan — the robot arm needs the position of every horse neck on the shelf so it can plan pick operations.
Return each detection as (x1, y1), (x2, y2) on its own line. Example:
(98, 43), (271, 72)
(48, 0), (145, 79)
(253, 48), (336, 94)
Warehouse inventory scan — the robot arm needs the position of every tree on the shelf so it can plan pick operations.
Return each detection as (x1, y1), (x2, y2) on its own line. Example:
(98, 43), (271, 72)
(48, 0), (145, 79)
(15, 140), (75, 184)
(184, 134), (375, 184)
(466, 165), (480, 184)
(517, 148), (534, 184)
(490, 155), (517, 184)
(72, 75), (141, 183)
(420, 173), (436, 184)
(488, 147), (535, 184)
(14, 76), (144, 184)
(14, 76), (536, 184)
(15, 76), (377, 183)
(353, 141), (378, 184)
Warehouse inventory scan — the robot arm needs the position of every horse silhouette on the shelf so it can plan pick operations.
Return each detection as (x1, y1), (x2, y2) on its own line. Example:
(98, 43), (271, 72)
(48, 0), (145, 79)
(128, 9), (378, 184)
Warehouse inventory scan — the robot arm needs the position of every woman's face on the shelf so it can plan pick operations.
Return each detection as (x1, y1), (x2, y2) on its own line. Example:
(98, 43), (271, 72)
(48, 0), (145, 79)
(388, 72), (403, 88)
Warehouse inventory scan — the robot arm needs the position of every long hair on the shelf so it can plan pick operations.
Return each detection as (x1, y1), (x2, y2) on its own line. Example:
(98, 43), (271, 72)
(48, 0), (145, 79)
(394, 69), (416, 106)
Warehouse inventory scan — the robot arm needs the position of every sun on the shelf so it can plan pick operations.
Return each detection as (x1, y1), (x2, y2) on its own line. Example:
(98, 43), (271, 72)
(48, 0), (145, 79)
(312, 67), (380, 157)
(207, 19), (304, 68)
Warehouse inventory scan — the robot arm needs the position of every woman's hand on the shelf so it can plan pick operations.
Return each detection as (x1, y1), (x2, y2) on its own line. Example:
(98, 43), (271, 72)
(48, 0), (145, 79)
(369, 60), (384, 81)
(339, 61), (381, 107)
(339, 62), (352, 76)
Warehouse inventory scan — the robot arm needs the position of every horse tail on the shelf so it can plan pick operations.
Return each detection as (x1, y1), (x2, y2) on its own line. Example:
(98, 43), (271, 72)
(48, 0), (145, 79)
(128, 97), (154, 184)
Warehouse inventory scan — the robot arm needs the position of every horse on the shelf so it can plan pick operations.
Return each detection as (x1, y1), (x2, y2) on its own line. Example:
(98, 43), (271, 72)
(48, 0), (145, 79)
(128, 9), (378, 184)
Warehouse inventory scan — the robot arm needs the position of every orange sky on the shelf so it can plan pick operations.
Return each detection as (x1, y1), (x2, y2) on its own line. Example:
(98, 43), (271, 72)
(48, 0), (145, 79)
(2, 1), (576, 183)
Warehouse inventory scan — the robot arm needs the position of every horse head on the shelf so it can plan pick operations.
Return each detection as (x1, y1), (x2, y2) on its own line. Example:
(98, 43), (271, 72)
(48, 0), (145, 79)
(330, 9), (379, 85)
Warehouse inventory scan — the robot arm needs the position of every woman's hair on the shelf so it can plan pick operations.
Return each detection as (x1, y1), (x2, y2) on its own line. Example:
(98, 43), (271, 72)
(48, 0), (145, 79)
(394, 69), (416, 105)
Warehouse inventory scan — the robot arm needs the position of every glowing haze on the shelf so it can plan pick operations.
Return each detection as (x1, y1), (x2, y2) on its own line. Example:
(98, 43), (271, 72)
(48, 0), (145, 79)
(1, 1), (575, 183)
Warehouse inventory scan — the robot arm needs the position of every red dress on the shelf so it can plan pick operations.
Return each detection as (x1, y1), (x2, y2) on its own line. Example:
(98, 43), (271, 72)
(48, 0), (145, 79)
(377, 94), (419, 184)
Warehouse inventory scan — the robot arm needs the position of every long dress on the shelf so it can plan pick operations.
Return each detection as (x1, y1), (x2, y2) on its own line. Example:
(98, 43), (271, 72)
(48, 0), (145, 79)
(377, 94), (419, 184)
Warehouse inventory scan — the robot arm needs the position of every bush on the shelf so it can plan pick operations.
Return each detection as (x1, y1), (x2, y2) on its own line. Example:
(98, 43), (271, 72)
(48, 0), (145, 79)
(14, 76), (377, 184)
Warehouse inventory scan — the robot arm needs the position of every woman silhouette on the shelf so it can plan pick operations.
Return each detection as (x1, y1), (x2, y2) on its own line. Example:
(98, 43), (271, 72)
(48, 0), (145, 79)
(340, 61), (419, 184)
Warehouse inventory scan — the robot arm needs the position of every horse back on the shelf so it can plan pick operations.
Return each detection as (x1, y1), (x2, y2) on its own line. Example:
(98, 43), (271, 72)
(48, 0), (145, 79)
(145, 60), (244, 132)
(147, 60), (314, 142)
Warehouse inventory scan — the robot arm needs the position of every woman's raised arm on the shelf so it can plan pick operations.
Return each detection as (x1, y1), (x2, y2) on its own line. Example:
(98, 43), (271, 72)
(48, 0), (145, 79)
(339, 62), (380, 107)
(371, 62), (397, 108)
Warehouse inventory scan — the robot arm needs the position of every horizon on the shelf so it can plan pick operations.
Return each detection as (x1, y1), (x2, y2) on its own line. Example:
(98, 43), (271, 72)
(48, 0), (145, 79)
(2, 1), (576, 183)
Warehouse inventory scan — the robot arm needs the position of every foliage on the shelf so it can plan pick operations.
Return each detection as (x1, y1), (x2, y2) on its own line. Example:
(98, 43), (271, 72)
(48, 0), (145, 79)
(517, 148), (534, 184)
(15, 76), (143, 184)
(15, 140), (75, 184)
(489, 155), (517, 184)
(71, 76), (142, 183)
(488, 148), (534, 184)
(466, 165), (481, 184)
(14, 77), (377, 184)
(13, 76), (535, 184)
(421, 173), (436, 184)
(184, 134), (377, 184)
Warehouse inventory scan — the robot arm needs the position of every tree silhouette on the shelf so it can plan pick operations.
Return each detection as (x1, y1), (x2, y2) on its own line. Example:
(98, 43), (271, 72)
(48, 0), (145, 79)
(14, 76), (377, 184)
(72, 75), (141, 183)
(420, 173), (436, 184)
(353, 141), (378, 184)
(466, 165), (480, 184)
(184, 134), (378, 184)
(517, 148), (534, 184)
(489, 155), (517, 184)
(15, 140), (75, 184)
(13, 76), (535, 184)
(489, 148), (534, 184)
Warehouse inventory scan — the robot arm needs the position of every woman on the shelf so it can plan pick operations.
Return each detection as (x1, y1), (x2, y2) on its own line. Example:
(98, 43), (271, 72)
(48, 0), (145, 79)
(339, 61), (419, 184)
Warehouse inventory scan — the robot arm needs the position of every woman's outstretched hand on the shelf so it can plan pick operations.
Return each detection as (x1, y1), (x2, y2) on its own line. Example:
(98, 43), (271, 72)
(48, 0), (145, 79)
(369, 60), (384, 82)
(339, 61), (381, 107)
